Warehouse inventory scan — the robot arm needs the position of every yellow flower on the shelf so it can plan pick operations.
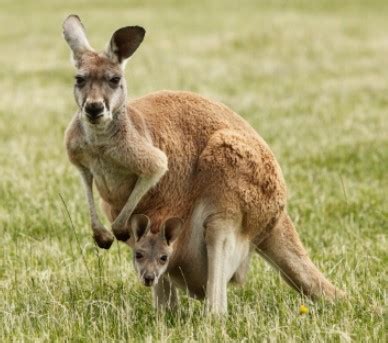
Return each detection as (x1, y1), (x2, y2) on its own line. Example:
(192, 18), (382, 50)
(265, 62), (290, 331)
(299, 304), (309, 315)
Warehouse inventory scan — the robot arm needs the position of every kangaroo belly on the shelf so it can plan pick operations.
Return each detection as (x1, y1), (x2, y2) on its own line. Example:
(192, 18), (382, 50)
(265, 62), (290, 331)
(169, 270), (207, 299)
(168, 239), (208, 299)
(167, 201), (209, 298)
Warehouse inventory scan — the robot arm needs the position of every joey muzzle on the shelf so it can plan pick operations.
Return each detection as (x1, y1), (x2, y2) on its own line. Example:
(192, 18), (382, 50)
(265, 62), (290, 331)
(143, 273), (156, 287)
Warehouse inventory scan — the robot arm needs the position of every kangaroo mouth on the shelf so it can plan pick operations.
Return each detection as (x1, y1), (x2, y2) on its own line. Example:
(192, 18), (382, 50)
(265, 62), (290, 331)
(85, 114), (103, 124)
(143, 279), (154, 287)
(141, 274), (159, 287)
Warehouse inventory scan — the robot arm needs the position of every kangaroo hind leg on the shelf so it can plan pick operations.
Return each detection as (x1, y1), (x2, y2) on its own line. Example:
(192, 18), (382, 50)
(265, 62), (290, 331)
(231, 251), (252, 285)
(204, 214), (250, 313)
(204, 221), (229, 314)
(257, 212), (345, 300)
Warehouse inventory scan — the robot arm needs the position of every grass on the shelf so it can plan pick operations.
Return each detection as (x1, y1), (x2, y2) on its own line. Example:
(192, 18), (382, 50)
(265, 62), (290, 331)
(0, 0), (387, 341)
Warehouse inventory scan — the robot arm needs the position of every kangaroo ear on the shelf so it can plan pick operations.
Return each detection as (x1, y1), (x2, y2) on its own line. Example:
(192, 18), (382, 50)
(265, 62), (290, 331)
(161, 217), (183, 245)
(63, 15), (93, 65)
(105, 26), (145, 66)
(129, 214), (150, 242)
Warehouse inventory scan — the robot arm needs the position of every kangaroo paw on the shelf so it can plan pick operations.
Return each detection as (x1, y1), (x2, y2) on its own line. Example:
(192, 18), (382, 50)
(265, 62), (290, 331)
(93, 228), (114, 249)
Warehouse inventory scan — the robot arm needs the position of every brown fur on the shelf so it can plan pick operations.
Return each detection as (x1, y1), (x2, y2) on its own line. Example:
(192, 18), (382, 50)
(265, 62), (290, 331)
(63, 16), (344, 313)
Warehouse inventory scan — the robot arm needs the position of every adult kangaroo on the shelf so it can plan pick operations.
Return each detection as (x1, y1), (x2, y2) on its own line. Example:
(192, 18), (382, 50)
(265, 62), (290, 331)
(63, 15), (344, 313)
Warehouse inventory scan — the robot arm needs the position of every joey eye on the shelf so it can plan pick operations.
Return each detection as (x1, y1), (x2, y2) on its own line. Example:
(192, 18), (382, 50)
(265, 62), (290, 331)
(159, 255), (168, 263)
(75, 76), (86, 87)
(109, 76), (121, 87)
(135, 252), (144, 260)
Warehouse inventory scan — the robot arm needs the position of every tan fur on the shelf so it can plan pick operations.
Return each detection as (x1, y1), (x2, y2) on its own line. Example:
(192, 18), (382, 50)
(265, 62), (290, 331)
(123, 90), (345, 312)
(63, 16), (344, 313)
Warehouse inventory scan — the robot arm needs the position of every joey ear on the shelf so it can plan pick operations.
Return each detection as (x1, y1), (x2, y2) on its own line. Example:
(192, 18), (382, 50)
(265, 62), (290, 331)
(129, 214), (150, 242)
(161, 217), (183, 245)
(63, 15), (93, 65)
(105, 26), (145, 65)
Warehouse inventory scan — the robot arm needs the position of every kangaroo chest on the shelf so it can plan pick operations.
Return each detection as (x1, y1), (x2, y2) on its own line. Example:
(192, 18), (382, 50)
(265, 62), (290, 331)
(84, 148), (137, 208)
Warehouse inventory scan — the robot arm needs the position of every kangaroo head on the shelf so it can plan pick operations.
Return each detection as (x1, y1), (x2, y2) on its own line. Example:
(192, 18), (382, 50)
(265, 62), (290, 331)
(62, 15), (145, 127)
(128, 214), (183, 287)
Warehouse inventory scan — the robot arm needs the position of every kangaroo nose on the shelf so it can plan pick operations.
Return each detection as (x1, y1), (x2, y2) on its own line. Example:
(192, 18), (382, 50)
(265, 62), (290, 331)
(143, 274), (155, 286)
(85, 102), (104, 118)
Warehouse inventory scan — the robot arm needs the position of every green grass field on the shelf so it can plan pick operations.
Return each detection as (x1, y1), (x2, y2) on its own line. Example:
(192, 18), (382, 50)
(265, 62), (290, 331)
(1, 0), (387, 341)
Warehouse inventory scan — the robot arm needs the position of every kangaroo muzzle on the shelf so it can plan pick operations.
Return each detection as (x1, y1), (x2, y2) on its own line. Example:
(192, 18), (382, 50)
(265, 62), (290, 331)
(84, 101), (105, 122)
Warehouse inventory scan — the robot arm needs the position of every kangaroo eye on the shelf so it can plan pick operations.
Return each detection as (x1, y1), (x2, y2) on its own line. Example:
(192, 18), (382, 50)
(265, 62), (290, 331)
(75, 76), (86, 87)
(135, 252), (144, 260)
(160, 255), (168, 263)
(109, 76), (121, 86)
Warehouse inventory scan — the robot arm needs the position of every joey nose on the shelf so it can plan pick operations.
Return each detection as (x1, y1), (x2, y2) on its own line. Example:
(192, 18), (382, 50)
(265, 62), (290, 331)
(143, 274), (155, 286)
(85, 102), (104, 119)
